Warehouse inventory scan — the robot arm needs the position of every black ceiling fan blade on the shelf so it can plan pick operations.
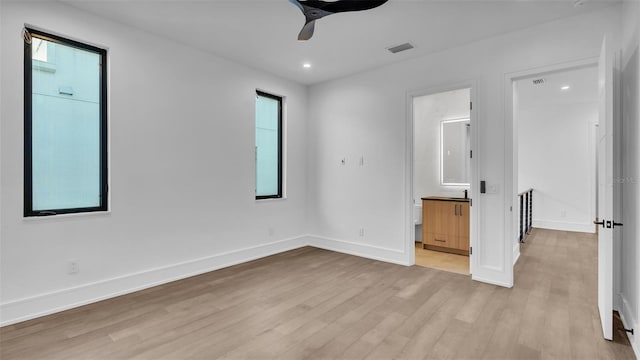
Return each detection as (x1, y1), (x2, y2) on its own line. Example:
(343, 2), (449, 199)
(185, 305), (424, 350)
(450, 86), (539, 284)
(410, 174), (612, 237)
(289, 0), (388, 40)
(302, 0), (388, 14)
(298, 19), (316, 41)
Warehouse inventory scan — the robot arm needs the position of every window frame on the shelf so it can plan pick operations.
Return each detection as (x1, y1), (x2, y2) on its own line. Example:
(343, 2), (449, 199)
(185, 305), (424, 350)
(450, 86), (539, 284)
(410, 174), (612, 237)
(24, 28), (108, 217)
(255, 90), (283, 200)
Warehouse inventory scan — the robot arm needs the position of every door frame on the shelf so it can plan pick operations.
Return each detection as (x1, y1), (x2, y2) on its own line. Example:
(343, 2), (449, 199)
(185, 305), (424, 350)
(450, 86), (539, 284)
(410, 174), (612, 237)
(405, 80), (478, 276)
(504, 55), (620, 311)
(505, 57), (599, 265)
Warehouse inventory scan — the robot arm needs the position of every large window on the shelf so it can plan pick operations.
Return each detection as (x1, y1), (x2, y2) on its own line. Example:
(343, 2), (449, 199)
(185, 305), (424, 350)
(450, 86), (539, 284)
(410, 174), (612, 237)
(24, 28), (108, 216)
(255, 91), (282, 199)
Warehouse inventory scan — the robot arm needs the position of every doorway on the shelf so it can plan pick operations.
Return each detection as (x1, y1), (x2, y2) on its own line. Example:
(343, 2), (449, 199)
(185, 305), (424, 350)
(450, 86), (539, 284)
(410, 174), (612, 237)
(410, 86), (474, 275)
(513, 66), (598, 238)
(507, 48), (619, 340)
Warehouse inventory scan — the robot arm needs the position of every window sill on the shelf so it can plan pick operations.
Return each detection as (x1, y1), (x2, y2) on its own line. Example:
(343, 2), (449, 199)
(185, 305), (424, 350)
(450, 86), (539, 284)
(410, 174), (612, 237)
(23, 210), (111, 222)
(255, 197), (287, 203)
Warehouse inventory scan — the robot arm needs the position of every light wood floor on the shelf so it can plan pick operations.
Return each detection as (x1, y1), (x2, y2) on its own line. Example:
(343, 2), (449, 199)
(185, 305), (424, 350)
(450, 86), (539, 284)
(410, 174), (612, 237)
(415, 243), (470, 275)
(0, 229), (635, 359)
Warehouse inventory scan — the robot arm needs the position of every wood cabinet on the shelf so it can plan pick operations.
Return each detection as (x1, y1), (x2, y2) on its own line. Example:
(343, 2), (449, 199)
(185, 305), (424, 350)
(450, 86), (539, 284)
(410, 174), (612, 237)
(422, 198), (470, 255)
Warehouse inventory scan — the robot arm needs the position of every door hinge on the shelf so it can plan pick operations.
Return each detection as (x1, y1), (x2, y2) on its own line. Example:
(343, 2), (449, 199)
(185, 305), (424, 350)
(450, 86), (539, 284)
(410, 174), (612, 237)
(469, 246), (472, 255)
(470, 150), (473, 159)
(470, 102), (473, 110)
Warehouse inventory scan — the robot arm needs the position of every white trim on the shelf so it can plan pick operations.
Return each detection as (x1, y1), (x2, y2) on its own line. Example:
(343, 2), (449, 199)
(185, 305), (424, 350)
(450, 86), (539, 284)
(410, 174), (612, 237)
(513, 242), (521, 265)
(307, 235), (410, 266)
(0, 236), (308, 326)
(532, 219), (596, 233)
(470, 275), (513, 288)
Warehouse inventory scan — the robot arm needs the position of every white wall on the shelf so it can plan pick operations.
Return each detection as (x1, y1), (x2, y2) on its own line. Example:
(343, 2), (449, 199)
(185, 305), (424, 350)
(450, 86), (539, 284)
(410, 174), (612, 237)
(414, 88), (470, 203)
(307, 6), (621, 286)
(515, 71), (597, 234)
(619, 0), (640, 356)
(0, 1), (309, 325)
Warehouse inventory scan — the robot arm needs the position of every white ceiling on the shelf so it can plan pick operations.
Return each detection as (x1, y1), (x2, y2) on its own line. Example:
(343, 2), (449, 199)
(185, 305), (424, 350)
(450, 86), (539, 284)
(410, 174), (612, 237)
(62, 0), (618, 85)
(516, 66), (598, 105)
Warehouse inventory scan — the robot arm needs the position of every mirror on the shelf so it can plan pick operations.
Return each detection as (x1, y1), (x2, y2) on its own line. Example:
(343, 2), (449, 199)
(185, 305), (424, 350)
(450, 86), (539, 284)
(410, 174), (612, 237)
(441, 118), (470, 185)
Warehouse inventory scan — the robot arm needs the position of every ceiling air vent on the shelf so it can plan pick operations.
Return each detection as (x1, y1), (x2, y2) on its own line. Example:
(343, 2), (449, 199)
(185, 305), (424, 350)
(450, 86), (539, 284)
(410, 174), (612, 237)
(387, 43), (414, 54)
(532, 78), (546, 85)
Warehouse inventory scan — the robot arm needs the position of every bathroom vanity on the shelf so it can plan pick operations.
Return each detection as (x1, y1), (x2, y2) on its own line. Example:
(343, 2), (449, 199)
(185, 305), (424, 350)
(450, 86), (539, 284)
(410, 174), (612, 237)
(421, 197), (470, 256)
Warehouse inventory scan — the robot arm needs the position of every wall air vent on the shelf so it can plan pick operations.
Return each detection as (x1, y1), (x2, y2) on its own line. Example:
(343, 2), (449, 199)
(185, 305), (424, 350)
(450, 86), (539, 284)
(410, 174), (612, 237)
(532, 78), (546, 85)
(387, 42), (414, 54)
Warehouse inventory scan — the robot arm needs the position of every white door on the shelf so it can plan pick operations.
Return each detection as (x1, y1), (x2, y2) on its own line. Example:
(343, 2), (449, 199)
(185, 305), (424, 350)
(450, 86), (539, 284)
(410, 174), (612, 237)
(596, 37), (614, 341)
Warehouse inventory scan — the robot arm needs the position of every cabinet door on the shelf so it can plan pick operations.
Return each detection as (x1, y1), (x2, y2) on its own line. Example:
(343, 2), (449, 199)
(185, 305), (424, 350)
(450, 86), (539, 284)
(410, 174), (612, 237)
(423, 200), (458, 249)
(447, 202), (460, 249)
(423, 200), (453, 235)
(456, 202), (470, 251)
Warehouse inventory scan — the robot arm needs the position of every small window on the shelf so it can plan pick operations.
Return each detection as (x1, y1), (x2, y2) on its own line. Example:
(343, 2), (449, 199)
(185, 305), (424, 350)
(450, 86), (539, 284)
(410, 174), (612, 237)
(24, 28), (108, 216)
(255, 91), (283, 199)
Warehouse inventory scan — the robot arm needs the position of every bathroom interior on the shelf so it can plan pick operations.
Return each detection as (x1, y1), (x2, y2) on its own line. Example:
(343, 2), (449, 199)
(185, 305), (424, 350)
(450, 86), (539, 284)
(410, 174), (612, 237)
(414, 87), (471, 275)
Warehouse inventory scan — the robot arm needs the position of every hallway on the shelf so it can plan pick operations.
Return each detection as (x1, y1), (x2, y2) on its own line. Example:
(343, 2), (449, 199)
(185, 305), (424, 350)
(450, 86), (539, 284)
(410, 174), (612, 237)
(512, 228), (633, 358)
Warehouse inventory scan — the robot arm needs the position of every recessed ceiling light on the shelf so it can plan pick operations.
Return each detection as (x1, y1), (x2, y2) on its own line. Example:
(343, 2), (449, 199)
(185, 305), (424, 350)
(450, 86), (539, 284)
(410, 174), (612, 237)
(303, 63), (311, 69)
(561, 85), (571, 90)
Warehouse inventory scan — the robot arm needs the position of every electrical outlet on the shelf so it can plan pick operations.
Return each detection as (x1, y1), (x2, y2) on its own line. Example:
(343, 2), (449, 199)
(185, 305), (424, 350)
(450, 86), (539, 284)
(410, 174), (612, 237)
(487, 184), (499, 194)
(560, 210), (567, 218)
(68, 260), (79, 275)
(359, 228), (365, 237)
(359, 156), (364, 166)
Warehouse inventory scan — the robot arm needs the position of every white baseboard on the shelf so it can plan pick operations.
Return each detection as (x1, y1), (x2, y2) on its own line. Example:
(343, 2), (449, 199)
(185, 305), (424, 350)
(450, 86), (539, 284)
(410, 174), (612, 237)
(533, 219), (595, 233)
(307, 235), (411, 266)
(0, 236), (308, 327)
(471, 274), (513, 288)
(513, 242), (521, 265)
(619, 293), (639, 358)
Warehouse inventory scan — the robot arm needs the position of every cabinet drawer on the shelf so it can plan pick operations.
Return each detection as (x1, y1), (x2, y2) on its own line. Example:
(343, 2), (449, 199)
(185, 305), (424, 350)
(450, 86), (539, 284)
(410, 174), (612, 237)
(423, 232), (452, 247)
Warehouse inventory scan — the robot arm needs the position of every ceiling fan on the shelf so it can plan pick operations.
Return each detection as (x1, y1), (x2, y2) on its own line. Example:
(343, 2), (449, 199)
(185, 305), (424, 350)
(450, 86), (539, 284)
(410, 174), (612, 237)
(289, 0), (389, 40)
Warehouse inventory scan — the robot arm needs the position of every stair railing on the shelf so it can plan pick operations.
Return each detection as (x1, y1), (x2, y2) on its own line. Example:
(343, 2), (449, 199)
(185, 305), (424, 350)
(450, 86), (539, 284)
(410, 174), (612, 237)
(518, 188), (534, 243)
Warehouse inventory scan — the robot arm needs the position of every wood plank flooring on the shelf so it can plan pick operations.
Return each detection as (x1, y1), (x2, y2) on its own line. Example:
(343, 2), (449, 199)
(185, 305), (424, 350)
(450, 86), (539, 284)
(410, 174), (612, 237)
(414, 243), (469, 275)
(0, 228), (635, 359)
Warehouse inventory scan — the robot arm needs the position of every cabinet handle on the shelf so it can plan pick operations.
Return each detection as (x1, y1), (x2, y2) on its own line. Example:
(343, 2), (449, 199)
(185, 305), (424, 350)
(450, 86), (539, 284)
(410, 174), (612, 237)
(459, 205), (463, 216)
(435, 239), (446, 242)
(454, 205), (458, 216)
